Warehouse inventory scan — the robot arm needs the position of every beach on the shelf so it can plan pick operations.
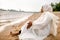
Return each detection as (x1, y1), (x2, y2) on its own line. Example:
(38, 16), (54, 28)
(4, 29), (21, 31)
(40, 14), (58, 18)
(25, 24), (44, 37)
(0, 11), (60, 40)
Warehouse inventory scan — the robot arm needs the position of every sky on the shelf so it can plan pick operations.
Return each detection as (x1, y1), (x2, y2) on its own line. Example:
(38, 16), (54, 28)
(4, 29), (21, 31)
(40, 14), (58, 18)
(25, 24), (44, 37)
(0, 0), (60, 12)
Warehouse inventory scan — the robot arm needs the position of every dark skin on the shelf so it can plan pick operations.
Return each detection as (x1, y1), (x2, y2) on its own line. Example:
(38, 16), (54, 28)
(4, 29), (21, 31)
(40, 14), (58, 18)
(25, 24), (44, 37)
(27, 21), (32, 29)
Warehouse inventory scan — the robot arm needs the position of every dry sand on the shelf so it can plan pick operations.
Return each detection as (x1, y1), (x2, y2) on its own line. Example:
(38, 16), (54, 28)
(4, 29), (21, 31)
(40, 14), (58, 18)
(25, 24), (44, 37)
(0, 12), (60, 40)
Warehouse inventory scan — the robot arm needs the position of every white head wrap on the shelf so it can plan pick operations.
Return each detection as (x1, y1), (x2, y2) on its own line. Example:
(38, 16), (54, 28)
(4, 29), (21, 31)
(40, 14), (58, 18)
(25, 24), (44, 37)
(42, 4), (53, 12)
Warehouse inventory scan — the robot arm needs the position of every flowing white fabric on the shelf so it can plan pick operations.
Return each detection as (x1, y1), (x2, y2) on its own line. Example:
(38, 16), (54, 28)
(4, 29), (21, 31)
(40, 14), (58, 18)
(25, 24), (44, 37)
(19, 12), (59, 40)
(18, 5), (59, 40)
(47, 12), (59, 36)
(42, 4), (59, 36)
(42, 4), (53, 12)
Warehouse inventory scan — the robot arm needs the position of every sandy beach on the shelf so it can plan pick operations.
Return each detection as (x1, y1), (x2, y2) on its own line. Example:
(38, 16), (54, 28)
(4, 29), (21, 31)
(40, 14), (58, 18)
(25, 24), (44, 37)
(0, 12), (60, 40)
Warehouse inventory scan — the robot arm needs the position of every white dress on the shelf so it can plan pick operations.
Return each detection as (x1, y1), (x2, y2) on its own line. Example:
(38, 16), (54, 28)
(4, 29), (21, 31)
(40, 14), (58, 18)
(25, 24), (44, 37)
(18, 12), (57, 40)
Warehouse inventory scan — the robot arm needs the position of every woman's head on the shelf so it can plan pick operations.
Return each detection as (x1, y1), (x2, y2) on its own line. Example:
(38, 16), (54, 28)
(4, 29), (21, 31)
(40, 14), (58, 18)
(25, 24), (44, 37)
(41, 4), (53, 13)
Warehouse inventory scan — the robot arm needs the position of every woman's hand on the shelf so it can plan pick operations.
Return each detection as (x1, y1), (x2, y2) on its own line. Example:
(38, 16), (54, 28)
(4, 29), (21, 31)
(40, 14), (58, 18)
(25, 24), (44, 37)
(27, 21), (32, 29)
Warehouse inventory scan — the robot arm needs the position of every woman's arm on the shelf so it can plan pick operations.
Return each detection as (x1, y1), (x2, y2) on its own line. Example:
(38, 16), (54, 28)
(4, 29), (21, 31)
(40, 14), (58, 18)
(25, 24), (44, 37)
(20, 21), (32, 33)
(27, 21), (32, 29)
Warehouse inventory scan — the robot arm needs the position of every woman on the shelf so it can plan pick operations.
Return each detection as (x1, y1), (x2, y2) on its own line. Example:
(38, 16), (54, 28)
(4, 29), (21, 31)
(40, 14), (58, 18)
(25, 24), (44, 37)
(19, 5), (59, 40)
